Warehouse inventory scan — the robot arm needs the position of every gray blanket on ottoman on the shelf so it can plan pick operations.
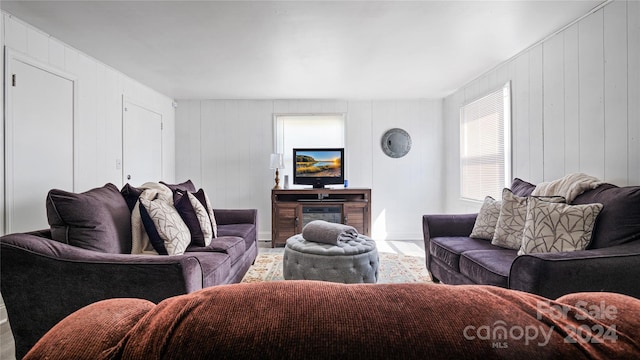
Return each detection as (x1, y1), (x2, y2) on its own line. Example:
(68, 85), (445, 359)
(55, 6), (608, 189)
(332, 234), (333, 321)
(302, 220), (359, 245)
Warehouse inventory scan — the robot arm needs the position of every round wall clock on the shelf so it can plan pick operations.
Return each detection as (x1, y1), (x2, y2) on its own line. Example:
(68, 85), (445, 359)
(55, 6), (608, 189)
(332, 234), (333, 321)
(381, 128), (411, 158)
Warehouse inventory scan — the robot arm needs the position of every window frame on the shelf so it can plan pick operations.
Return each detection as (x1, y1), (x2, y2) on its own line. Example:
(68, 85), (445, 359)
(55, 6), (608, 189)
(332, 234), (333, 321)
(459, 81), (512, 202)
(272, 113), (346, 188)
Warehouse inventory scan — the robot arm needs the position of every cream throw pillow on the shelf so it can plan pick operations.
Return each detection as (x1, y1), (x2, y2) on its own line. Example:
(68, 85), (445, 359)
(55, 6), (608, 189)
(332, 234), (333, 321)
(518, 197), (603, 255)
(191, 189), (218, 238)
(187, 192), (213, 246)
(201, 190), (218, 238)
(470, 196), (502, 240)
(491, 189), (565, 250)
(139, 197), (191, 255)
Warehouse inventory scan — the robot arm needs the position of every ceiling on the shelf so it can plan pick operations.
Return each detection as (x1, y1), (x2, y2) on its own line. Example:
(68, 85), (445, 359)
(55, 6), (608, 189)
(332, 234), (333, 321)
(1, 1), (604, 100)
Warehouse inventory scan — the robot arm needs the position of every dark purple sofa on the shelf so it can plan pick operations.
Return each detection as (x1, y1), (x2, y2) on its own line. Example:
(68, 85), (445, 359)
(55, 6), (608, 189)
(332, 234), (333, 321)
(0, 183), (258, 359)
(423, 178), (640, 300)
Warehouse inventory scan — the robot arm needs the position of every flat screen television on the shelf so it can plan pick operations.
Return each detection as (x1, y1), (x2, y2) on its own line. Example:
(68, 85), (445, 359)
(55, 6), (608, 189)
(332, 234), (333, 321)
(293, 148), (344, 188)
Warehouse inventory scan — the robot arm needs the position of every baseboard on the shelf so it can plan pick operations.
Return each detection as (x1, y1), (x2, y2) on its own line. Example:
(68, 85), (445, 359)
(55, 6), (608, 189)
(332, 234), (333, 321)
(258, 231), (272, 241)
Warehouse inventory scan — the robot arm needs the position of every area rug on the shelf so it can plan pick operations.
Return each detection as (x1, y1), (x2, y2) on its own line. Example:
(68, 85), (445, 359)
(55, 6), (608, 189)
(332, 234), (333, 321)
(241, 250), (432, 284)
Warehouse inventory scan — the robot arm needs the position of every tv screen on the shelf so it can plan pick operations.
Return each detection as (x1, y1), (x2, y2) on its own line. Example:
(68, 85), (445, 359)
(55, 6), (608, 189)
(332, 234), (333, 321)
(293, 148), (344, 188)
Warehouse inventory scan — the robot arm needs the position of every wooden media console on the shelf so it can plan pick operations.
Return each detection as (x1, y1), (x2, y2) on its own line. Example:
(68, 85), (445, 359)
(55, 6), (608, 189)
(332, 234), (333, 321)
(271, 188), (371, 247)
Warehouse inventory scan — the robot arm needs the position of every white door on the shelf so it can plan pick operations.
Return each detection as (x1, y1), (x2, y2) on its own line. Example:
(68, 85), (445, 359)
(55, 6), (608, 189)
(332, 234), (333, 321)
(123, 101), (162, 186)
(5, 53), (75, 233)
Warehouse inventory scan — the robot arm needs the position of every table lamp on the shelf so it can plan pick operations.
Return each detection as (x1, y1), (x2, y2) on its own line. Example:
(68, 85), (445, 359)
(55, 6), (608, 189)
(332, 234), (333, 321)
(270, 153), (285, 189)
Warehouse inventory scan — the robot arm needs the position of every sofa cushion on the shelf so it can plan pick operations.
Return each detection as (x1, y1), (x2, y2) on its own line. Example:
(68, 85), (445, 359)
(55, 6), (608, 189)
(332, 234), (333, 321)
(174, 191), (213, 247)
(218, 224), (256, 252)
(459, 249), (517, 287)
(429, 237), (499, 272)
(469, 196), (501, 240)
(187, 252), (232, 288)
(159, 180), (196, 193)
(23, 298), (155, 360)
(519, 197), (603, 255)
(46, 183), (132, 254)
(139, 198), (191, 255)
(187, 236), (246, 265)
(492, 189), (564, 250)
(573, 184), (640, 249)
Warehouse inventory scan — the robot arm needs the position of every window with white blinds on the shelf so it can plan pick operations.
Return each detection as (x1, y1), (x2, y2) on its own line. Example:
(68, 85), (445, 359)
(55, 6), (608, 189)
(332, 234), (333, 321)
(274, 114), (345, 188)
(460, 82), (511, 201)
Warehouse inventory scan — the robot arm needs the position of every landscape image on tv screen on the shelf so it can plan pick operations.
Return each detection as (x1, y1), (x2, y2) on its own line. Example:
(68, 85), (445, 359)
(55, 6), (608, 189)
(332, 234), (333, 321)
(295, 150), (342, 177)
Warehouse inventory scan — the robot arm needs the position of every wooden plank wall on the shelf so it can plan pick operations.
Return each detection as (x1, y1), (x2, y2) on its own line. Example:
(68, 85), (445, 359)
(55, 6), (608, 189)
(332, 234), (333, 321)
(176, 99), (443, 241)
(1, 12), (176, 198)
(443, 0), (639, 213)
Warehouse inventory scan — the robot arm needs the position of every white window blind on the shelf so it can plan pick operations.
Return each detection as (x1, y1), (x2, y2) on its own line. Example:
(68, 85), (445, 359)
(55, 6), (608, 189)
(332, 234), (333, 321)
(460, 82), (511, 201)
(274, 114), (345, 188)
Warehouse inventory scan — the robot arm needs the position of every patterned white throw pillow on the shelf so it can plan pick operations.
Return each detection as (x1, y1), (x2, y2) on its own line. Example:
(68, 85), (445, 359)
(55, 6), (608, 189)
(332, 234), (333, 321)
(470, 196), (502, 240)
(518, 197), (603, 255)
(192, 189), (218, 238)
(139, 197), (191, 255)
(203, 191), (218, 238)
(491, 189), (565, 250)
(174, 190), (214, 247)
(187, 192), (214, 246)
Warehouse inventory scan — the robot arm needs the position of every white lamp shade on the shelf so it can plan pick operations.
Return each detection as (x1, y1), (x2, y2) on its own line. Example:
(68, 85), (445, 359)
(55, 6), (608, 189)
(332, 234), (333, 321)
(270, 153), (284, 169)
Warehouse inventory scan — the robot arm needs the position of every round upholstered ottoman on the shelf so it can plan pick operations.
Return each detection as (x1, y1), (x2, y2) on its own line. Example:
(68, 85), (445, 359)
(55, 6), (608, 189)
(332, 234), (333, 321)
(283, 234), (379, 283)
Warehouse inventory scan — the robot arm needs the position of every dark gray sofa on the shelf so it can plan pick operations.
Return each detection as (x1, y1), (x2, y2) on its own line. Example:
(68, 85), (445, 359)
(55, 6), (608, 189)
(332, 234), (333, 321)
(0, 182), (258, 359)
(423, 178), (640, 300)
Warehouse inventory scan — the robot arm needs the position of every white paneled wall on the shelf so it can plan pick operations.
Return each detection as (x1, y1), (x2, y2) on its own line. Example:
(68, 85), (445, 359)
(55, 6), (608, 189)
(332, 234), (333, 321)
(443, 0), (640, 213)
(1, 12), (176, 234)
(370, 100), (443, 240)
(176, 99), (443, 241)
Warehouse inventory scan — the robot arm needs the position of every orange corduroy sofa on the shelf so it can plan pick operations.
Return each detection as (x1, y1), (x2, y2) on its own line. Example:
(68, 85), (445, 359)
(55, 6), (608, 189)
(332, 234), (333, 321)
(24, 281), (640, 359)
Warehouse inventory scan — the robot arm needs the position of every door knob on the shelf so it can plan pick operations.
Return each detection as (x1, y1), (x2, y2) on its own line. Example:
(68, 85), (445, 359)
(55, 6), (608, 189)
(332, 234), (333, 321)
(127, 175), (131, 180)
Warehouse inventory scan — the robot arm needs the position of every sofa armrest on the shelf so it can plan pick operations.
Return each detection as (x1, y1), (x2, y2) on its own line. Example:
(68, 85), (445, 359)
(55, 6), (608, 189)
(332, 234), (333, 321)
(0, 233), (205, 358)
(422, 214), (477, 282)
(1, 233), (205, 297)
(509, 242), (640, 299)
(422, 214), (477, 240)
(213, 209), (257, 226)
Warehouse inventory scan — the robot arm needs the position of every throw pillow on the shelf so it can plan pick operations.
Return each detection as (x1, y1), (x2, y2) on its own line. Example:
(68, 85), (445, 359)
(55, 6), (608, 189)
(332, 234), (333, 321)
(138, 197), (191, 255)
(491, 189), (565, 250)
(120, 183), (144, 213)
(46, 183), (132, 254)
(159, 180), (196, 193)
(174, 191), (214, 247)
(192, 189), (218, 238)
(510, 178), (536, 197)
(572, 183), (640, 249)
(469, 196), (502, 240)
(518, 197), (603, 255)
